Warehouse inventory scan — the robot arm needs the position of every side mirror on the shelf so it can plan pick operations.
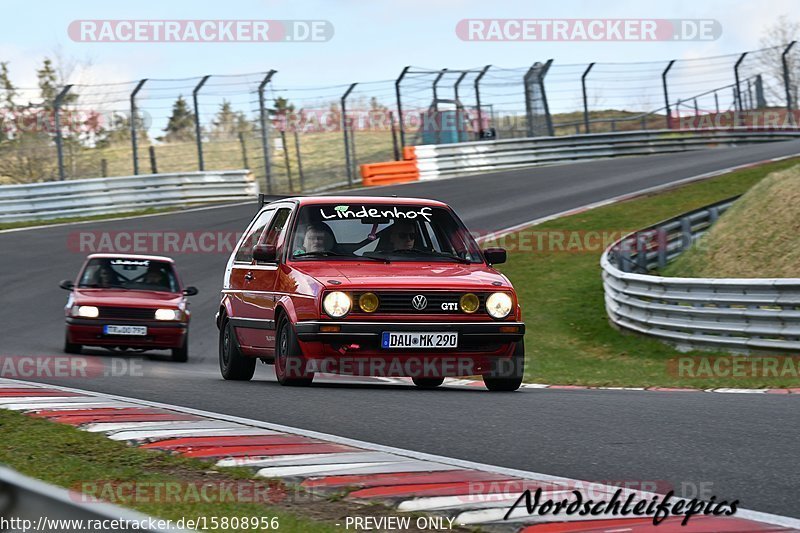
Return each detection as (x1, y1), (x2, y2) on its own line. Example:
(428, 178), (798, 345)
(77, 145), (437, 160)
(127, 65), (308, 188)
(483, 247), (507, 265)
(183, 286), (199, 296)
(59, 280), (75, 291)
(253, 244), (277, 263)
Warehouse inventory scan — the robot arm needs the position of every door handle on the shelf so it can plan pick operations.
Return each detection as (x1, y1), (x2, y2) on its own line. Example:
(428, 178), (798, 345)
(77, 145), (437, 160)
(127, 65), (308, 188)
(244, 272), (254, 281)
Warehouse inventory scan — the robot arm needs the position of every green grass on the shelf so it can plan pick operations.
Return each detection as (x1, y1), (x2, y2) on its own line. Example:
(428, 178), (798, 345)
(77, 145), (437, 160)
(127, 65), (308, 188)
(488, 157), (800, 389)
(663, 164), (800, 278)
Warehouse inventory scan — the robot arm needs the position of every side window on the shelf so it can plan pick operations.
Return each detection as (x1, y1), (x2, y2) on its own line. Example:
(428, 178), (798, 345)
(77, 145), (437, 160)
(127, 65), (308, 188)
(261, 208), (292, 253)
(234, 209), (274, 263)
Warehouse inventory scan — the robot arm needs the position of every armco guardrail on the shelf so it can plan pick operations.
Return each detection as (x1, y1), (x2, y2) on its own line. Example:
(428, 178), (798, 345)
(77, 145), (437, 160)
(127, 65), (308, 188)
(0, 465), (191, 532)
(404, 128), (800, 181)
(601, 196), (800, 353)
(0, 170), (258, 223)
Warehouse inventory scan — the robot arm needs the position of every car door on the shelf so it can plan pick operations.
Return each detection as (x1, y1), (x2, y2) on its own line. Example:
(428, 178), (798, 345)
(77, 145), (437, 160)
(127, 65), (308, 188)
(227, 208), (275, 350)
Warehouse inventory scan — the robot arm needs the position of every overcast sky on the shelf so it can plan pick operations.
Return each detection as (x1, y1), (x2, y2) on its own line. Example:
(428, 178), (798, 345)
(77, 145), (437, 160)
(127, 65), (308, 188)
(1, 0), (797, 89)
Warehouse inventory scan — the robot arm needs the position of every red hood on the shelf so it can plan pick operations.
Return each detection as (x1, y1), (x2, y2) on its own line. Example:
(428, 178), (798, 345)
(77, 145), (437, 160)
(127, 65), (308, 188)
(72, 289), (183, 308)
(291, 261), (512, 290)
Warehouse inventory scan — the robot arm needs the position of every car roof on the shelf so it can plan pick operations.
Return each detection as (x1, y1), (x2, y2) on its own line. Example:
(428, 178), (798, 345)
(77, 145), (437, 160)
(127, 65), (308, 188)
(283, 196), (450, 208)
(86, 253), (175, 263)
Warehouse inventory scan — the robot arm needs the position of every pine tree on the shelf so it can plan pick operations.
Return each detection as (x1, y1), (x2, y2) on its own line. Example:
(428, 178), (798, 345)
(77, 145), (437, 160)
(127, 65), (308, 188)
(161, 96), (196, 142)
(0, 62), (16, 109)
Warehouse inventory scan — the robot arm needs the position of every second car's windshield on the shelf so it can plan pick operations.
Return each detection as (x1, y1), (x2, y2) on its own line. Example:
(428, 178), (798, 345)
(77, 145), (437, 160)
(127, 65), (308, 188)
(289, 203), (483, 263)
(78, 258), (179, 292)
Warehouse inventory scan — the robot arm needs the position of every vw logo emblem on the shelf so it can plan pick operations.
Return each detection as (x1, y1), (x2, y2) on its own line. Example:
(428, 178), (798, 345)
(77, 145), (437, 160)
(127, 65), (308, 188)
(411, 294), (428, 311)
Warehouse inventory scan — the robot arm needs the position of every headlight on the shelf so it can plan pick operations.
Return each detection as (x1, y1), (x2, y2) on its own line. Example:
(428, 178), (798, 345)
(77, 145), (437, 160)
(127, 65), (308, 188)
(460, 293), (480, 313)
(76, 306), (99, 318)
(323, 291), (351, 318)
(358, 292), (379, 313)
(486, 292), (513, 319)
(155, 309), (181, 321)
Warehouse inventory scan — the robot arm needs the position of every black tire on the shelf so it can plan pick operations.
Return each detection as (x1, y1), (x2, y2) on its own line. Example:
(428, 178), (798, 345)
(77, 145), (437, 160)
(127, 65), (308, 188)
(412, 377), (445, 389)
(219, 318), (256, 380)
(64, 333), (82, 355)
(274, 315), (314, 386)
(483, 339), (525, 392)
(171, 335), (189, 363)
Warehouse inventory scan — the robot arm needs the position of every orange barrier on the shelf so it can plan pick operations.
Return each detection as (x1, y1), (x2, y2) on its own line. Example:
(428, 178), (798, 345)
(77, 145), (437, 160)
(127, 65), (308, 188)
(402, 146), (416, 160)
(360, 159), (419, 187)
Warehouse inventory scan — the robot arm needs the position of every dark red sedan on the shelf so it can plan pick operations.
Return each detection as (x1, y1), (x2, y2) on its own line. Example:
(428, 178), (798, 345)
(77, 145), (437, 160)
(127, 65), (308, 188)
(60, 254), (198, 362)
(217, 196), (525, 391)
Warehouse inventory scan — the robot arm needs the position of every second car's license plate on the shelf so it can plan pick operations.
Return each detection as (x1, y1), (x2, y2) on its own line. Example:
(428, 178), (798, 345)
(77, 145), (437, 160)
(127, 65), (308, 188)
(104, 325), (147, 336)
(381, 332), (458, 349)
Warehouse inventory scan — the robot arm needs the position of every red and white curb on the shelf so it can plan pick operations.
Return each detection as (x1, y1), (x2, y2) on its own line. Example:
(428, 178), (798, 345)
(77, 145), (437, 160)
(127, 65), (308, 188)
(1, 378), (798, 532)
(435, 378), (800, 395)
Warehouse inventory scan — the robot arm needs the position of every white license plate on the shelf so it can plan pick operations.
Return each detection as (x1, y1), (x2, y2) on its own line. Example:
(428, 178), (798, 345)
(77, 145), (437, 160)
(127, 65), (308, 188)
(381, 332), (458, 349)
(104, 325), (148, 336)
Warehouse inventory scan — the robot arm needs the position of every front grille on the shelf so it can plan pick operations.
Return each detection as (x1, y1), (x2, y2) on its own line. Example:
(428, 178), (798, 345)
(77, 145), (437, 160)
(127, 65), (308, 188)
(351, 292), (488, 314)
(97, 307), (156, 320)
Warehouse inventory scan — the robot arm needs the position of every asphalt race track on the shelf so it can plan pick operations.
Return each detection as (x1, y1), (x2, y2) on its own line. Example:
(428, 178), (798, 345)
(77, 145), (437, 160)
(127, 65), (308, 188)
(2, 142), (799, 519)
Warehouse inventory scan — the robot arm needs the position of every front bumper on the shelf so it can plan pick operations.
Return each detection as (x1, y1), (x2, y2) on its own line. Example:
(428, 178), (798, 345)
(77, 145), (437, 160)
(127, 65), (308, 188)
(65, 318), (188, 349)
(295, 320), (525, 345)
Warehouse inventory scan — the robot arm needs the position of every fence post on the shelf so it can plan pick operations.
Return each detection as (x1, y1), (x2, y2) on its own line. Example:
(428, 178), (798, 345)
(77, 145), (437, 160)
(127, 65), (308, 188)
(101, 159), (108, 177)
(540, 59), (554, 137)
(662, 60), (675, 129)
(581, 62), (595, 134)
(454, 71), (469, 142)
(192, 75), (211, 171)
(258, 70), (277, 194)
(395, 66), (410, 149)
(390, 111), (400, 161)
(432, 69), (447, 144)
(474, 65), (490, 140)
(293, 129), (305, 191)
(54, 84), (73, 181)
(129, 79), (147, 175)
(341, 82), (357, 186)
(782, 41), (797, 114)
(734, 52), (747, 112)
(149, 145), (158, 174)
(280, 129), (293, 191)
(238, 131), (249, 169)
(714, 91), (719, 114)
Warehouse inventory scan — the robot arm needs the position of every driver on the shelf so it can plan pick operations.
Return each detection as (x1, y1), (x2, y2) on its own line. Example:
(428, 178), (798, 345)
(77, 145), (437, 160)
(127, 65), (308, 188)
(296, 223), (335, 254)
(388, 221), (417, 251)
(143, 264), (169, 288)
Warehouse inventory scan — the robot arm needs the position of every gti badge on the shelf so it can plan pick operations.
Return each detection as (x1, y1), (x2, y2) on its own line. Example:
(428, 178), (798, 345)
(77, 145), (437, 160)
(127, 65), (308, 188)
(412, 294), (428, 310)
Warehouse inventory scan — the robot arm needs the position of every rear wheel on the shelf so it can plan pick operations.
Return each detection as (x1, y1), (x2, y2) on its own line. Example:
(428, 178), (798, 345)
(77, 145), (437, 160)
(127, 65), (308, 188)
(64, 332), (82, 355)
(412, 377), (444, 389)
(274, 315), (314, 387)
(171, 335), (189, 363)
(483, 339), (525, 392)
(219, 319), (256, 380)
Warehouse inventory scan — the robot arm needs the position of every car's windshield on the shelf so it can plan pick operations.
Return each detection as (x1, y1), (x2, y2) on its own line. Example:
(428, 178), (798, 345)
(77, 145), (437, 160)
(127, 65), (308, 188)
(289, 203), (483, 263)
(78, 258), (179, 292)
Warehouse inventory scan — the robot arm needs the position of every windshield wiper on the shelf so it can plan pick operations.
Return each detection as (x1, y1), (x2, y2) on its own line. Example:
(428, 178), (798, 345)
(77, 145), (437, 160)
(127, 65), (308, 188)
(294, 251), (386, 263)
(387, 249), (473, 264)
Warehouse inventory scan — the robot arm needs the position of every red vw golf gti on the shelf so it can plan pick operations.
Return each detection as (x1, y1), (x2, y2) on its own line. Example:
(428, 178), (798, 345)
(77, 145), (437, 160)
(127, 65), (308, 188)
(217, 196), (526, 391)
(60, 254), (198, 362)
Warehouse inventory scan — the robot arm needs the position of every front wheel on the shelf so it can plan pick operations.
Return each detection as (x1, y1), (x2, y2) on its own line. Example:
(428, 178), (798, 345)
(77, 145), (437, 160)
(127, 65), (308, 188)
(64, 332), (82, 355)
(171, 335), (189, 363)
(219, 319), (256, 380)
(483, 339), (525, 392)
(274, 315), (314, 387)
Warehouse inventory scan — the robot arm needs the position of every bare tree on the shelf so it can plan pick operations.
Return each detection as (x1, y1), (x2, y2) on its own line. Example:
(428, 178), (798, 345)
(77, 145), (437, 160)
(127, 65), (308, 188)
(756, 15), (800, 108)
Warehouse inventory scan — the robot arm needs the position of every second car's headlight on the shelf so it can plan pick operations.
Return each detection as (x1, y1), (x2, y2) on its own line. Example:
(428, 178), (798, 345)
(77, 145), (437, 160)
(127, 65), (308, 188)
(75, 306), (99, 318)
(323, 291), (351, 318)
(485, 292), (513, 319)
(155, 309), (181, 321)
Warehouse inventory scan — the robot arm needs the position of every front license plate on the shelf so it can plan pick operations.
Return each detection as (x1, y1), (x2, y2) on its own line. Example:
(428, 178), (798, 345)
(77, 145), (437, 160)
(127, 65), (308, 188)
(104, 325), (147, 336)
(381, 332), (458, 349)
